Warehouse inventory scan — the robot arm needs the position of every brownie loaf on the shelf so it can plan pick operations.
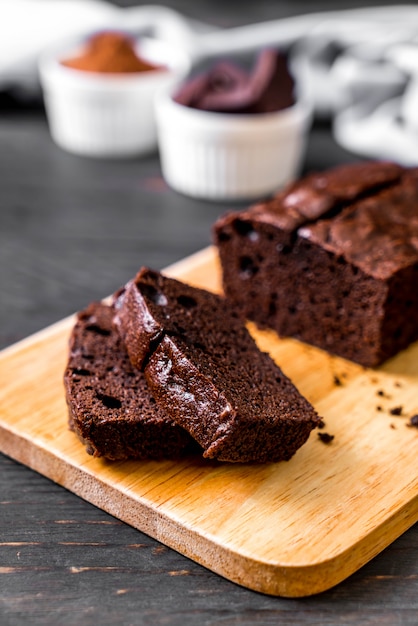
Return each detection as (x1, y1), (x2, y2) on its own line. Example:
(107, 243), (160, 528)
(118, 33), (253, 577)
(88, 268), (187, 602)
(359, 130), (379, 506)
(213, 161), (418, 367)
(64, 301), (195, 460)
(114, 268), (320, 463)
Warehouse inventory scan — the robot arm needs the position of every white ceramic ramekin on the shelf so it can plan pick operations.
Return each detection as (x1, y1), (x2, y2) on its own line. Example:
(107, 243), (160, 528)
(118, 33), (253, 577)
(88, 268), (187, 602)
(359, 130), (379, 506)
(155, 90), (312, 200)
(39, 37), (190, 157)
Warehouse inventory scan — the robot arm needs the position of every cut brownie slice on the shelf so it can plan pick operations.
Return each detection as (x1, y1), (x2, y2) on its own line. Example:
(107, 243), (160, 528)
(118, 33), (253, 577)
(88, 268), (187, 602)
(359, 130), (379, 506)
(114, 269), (320, 463)
(64, 301), (195, 460)
(213, 160), (418, 367)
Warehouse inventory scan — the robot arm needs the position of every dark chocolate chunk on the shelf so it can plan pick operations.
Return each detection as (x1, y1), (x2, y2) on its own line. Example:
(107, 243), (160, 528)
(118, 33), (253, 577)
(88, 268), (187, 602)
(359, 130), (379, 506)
(174, 49), (294, 114)
(173, 61), (248, 109)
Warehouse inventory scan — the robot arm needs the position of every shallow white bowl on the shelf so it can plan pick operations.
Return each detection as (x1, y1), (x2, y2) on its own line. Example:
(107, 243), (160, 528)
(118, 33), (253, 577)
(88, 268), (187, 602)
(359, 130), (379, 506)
(39, 37), (190, 157)
(155, 90), (312, 200)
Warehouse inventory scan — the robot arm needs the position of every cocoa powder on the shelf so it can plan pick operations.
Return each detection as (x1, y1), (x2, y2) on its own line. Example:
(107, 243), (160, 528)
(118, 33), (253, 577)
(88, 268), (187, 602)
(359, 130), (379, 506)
(61, 31), (162, 74)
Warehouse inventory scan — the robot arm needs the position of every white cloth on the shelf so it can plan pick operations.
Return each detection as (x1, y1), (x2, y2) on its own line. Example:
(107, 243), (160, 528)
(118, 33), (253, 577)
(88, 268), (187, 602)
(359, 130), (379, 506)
(2, 1), (418, 163)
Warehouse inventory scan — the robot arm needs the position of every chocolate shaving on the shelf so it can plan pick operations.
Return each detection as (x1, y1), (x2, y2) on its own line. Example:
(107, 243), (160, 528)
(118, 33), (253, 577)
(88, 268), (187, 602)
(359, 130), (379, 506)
(174, 49), (294, 114)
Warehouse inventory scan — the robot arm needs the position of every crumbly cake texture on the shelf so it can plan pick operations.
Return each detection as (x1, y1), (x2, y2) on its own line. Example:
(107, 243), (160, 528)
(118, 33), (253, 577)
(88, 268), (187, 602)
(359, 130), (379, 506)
(114, 268), (320, 463)
(64, 301), (196, 460)
(213, 161), (418, 368)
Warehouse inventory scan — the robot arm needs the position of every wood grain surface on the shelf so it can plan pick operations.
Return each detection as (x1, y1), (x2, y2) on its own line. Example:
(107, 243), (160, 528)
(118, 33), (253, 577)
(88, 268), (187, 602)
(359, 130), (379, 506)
(1, 247), (417, 598)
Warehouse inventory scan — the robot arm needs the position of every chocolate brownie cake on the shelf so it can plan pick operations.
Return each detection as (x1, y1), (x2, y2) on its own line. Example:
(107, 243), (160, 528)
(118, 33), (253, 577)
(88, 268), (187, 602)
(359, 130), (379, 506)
(64, 301), (195, 460)
(114, 268), (319, 463)
(213, 160), (418, 367)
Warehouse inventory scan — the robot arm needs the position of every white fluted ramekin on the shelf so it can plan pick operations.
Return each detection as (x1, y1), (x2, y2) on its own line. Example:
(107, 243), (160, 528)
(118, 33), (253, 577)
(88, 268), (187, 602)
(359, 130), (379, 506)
(155, 91), (312, 200)
(39, 38), (190, 158)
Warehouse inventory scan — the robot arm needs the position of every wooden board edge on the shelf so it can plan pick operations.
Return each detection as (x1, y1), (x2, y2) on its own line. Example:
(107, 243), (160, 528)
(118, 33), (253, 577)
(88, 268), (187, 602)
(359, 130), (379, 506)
(0, 315), (75, 361)
(0, 246), (217, 362)
(163, 246), (216, 278)
(2, 420), (417, 598)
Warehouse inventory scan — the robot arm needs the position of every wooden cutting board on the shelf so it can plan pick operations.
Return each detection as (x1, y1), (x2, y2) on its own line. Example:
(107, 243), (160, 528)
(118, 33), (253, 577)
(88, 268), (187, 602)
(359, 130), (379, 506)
(1, 246), (417, 597)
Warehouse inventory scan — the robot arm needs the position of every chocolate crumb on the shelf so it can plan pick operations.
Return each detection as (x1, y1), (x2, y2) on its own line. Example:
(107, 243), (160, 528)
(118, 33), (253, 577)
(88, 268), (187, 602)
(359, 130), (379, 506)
(390, 423), (396, 429)
(377, 389), (391, 399)
(317, 419), (326, 429)
(333, 375), (342, 386)
(389, 406), (403, 416)
(376, 405), (383, 412)
(318, 432), (334, 444)
(407, 415), (418, 428)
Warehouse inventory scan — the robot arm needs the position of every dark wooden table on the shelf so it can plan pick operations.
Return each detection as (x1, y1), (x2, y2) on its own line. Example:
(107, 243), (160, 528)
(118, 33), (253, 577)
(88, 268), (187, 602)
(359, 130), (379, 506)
(1, 1), (417, 624)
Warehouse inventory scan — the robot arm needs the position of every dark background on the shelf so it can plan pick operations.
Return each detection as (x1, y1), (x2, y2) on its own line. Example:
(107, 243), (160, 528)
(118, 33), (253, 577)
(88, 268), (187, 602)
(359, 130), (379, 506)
(1, 1), (417, 624)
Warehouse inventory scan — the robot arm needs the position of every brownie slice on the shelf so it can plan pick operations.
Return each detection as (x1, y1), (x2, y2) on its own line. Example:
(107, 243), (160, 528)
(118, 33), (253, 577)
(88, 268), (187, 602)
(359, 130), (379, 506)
(114, 269), (320, 463)
(213, 160), (418, 367)
(64, 301), (195, 460)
